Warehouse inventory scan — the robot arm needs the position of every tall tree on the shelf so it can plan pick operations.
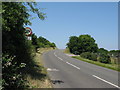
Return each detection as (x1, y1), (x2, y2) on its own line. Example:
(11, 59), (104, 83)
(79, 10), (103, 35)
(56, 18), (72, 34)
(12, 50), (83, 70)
(31, 33), (39, 51)
(78, 34), (98, 54)
(67, 36), (79, 54)
(2, 2), (46, 89)
(67, 34), (98, 55)
(97, 48), (108, 55)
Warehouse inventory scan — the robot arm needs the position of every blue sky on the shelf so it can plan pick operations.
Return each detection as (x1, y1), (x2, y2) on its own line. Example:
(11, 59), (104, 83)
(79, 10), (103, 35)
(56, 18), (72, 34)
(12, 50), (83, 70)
(28, 2), (118, 50)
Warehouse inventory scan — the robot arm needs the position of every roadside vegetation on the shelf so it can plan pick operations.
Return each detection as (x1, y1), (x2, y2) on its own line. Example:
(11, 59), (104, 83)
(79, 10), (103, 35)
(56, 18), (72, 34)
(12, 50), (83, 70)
(72, 56), (119, 71)
(24, 36), (55, 88)
(66, 34), (120, 71)
(26, 48), (53, 88)
(31, 33), (56, 52)
(2, 2), (55, 89)
(64, 47), (71, 54)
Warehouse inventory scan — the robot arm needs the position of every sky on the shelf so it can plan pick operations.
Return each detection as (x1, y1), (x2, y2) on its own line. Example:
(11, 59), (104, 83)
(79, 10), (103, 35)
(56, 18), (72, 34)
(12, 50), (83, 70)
(28, 2), (118, 50)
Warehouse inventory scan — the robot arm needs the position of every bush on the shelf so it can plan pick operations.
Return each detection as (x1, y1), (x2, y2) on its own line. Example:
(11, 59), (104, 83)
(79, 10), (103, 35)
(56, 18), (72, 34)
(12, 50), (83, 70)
(2, 55), (29, 89)
(98, 53), (111, 64)
(80, 52), (97, 61)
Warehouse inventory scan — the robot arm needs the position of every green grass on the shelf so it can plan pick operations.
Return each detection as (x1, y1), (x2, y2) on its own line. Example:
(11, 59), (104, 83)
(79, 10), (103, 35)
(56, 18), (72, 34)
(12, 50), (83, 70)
(64, 48), (120, 71)
(72, 56), (120, 72)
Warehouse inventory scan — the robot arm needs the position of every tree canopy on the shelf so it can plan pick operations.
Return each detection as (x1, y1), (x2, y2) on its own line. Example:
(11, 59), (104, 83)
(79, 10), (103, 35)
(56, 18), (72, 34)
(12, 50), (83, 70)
(67, 36), (79, 54)
(67, 34), (98, 55)
(2, 2), (46, 89)
(31, 33), (56, 50)
(37, 36), (56, 48)
(97, 48), (108, 55)
(109, 50), (120, 57)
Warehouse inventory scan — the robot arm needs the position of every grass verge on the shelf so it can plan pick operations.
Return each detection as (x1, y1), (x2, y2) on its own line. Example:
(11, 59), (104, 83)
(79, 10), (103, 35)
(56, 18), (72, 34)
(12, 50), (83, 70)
(72, 56), (120, 72)
(26, 48), (53, 88)
(64, 48), (71, 54)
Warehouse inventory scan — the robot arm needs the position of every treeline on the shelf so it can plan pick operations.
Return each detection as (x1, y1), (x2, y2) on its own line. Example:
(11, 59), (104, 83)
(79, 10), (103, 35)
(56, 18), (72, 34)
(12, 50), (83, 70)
(67, 34), (119, 64)
(2, 2), (54, 90)
(31, 33), (56, 52)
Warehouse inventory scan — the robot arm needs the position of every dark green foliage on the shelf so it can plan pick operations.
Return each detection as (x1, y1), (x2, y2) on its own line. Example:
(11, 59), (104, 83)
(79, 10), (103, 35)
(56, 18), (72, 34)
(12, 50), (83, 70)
(31, 33), (56, 52)
(98, 53), (111, 64)
(67, 36), (79, 54)
(80, 52), (97, 61)
(31, 33), (39, 52)
(37, 36), (50, 47)
(31, 33), (38, 46)
(26, 2), (46, 21)
(78, 35), (98, 54)
(97, 48), (108, 55)
(50, 43), (56, 49)
(97, 48), (111, 64)
(37, 36), (56, 48)
(2, 2), (31, 89)
(2, 2), (46, 89)
(2, 55), (29, 89)
(109, 50), (120, 57)
(67, 34), (98, 55)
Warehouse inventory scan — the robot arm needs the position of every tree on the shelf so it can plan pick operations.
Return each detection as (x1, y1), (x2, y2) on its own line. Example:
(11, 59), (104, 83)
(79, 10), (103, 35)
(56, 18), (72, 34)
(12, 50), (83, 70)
(67, 36), (79, 54)
(109, 50), (120, 57)
(97, 48), (108, 55)
(78, 34), (98, 54)
(67, 34), (98, 55)
(50, 43), (56, 49)
(31, 33), (39, 52)
(31, 33), (38, 45)
(37, 36), (56, 48)
(2, 2), (46, 89)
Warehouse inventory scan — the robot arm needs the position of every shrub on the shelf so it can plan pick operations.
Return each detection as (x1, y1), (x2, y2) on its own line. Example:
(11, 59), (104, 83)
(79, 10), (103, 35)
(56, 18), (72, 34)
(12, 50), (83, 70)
(80, 52), (97, 61)
(98, 53), (111, 64)
(2, 55), (29, 89)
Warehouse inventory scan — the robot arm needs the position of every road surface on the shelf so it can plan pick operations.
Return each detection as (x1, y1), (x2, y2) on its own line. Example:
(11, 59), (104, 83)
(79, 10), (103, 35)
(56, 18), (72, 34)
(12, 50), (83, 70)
(42, 49), (119, 89)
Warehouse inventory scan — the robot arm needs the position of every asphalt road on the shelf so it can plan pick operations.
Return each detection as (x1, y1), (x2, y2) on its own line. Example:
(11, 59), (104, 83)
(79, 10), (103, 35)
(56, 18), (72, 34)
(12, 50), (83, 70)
(42, 49), (119, 89)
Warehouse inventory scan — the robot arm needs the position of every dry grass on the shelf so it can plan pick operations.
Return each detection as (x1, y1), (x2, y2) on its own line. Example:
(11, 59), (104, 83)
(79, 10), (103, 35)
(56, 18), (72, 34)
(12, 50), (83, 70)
(63, 48), (71, 54)
(26, 48), (54, 88)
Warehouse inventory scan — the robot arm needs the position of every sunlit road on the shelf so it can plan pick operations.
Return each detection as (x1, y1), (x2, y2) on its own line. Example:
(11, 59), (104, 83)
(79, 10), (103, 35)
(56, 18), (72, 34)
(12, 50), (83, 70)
(43, 49), (119, 89)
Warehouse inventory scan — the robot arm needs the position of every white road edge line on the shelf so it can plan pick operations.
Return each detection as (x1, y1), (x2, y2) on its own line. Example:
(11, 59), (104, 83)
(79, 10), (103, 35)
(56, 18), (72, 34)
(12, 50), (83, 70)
(66, 62), (80, 70)
(92, 75), (120, 88)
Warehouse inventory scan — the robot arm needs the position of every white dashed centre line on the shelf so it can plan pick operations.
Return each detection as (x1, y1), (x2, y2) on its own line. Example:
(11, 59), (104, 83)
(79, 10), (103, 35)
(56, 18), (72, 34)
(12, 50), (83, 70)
(54, 52), (80, 70)
(54, 52), (119, 88)
(93, 75), (120, 88)
(54, 52), (63, 61)
(66, 62), (80, 70)
(54, 52), (57, 57)
(58, 57), (63, 61)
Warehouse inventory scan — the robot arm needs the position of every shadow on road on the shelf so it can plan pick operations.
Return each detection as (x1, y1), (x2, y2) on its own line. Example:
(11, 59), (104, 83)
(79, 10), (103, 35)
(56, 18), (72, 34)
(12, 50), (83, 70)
(51, 80), (64, 84)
